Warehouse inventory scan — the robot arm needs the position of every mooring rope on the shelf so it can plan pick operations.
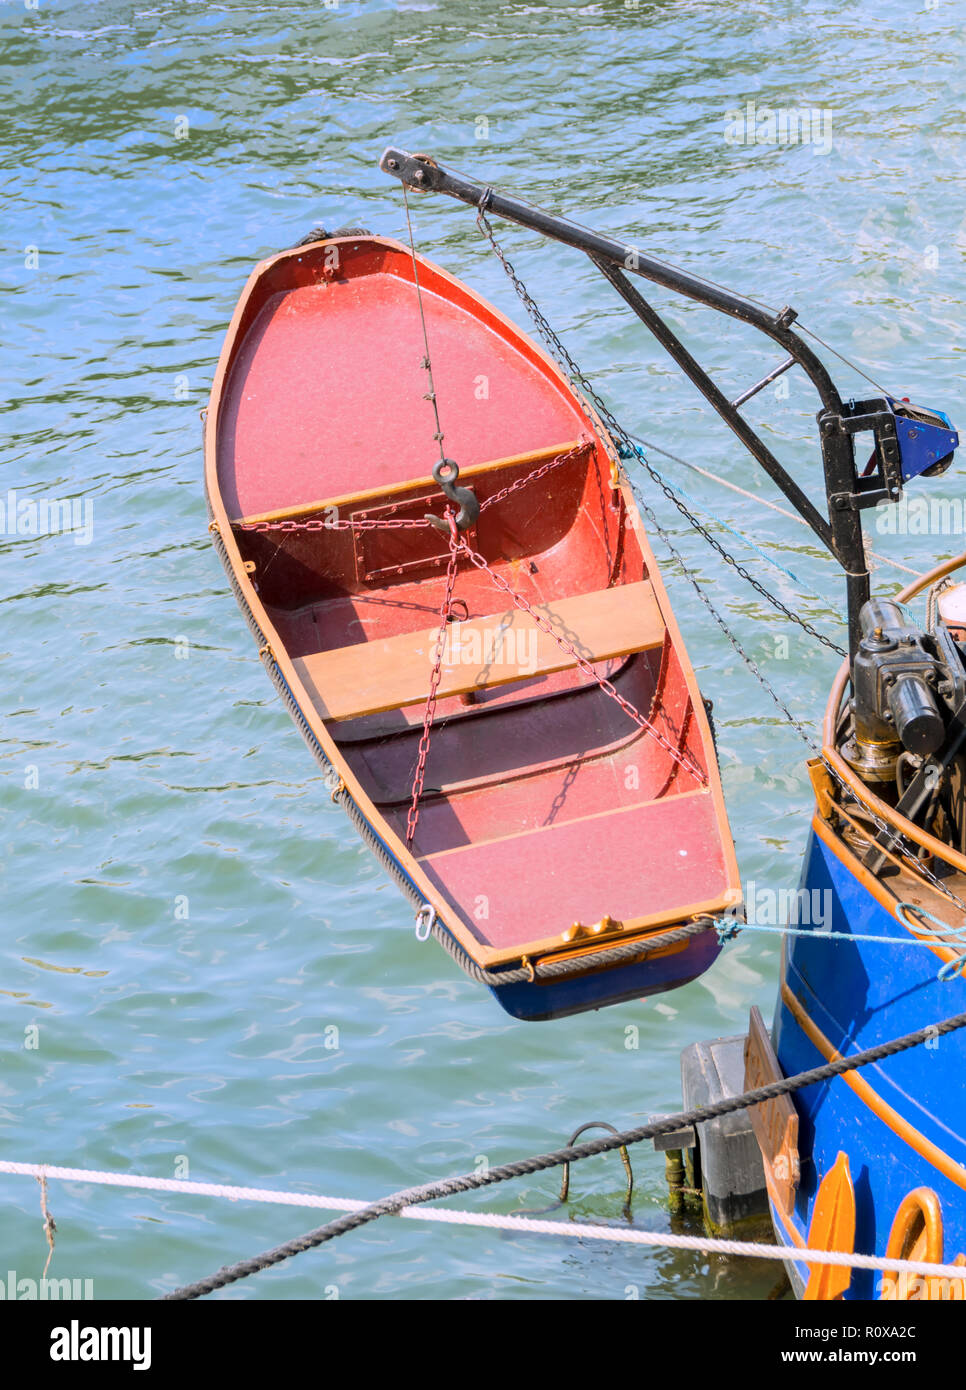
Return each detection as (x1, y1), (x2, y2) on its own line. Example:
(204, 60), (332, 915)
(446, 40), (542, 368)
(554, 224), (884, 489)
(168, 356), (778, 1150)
(159, 1005), (966, 1298)
(2, 1159), (965, 1285)
(625, 430), (921, 580)
(714, 908), (966, 983)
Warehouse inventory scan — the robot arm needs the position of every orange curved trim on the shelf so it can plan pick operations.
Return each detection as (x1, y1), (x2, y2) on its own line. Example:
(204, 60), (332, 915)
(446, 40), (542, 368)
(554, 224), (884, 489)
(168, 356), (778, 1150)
(896, 552), (966, 604)
(811, 813), (966, 974)
(780, 981), (966, 1192)
(885, 1187), (944, 1264)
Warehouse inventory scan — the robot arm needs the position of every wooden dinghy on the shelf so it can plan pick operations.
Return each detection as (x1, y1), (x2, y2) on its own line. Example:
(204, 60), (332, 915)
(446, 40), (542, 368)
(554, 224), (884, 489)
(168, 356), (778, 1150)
(205, 231), (740, 1019)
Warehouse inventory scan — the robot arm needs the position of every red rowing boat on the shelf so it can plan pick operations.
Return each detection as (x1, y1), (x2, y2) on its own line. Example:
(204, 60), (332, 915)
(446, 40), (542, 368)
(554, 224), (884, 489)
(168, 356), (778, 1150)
(205, 230), (740, 1019)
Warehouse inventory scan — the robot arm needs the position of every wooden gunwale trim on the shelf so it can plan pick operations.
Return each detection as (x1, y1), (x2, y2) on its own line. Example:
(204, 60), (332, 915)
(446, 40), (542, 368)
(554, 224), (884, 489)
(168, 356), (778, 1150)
(207, 235), (740, 974)
(780, 978), (966, 1192)
(457, 890), (736, 970)
(810, 813), (966, 974)
(231, 438), (592, 528)
(820, 550), (966, 878)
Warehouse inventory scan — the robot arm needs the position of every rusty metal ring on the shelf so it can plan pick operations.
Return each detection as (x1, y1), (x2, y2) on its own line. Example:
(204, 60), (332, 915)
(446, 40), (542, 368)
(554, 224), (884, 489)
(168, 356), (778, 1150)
(559, 1121), (634, 1206)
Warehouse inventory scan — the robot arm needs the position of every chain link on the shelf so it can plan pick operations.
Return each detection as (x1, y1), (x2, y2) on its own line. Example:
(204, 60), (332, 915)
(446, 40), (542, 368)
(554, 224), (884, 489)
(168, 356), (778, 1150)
(621, 442), (847, 660)
(407, 511), (461, 847)
(242, 445), (587, 535)
(477, 210), (822, 742)
(456, 537), (707, 785)
(478, 444), (585, 512)
(476, 209), (846, 660)
(240, 514), (430, 533)
(476, 209), (966, 924)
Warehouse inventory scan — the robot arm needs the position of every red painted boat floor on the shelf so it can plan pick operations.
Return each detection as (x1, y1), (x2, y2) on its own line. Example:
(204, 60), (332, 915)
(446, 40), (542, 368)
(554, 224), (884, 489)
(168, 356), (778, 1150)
(419, 791), (727, 950)
(380, 735), (692, 856)
(220, 265), (585, 518)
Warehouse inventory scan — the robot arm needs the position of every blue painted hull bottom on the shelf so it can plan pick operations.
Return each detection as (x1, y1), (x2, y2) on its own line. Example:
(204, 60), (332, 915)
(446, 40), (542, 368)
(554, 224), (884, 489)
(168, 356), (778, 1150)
(491, 929), (721, 1021)
(771, 828), (966, 1299)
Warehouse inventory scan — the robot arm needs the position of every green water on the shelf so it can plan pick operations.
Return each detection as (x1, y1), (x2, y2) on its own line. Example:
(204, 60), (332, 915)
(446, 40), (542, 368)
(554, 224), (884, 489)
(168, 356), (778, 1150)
(3, 0), (964, 1300)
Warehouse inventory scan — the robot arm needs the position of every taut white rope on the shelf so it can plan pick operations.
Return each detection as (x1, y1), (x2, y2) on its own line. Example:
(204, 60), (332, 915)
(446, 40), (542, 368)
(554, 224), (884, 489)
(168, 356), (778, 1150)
(2, 1159), (965, 1281)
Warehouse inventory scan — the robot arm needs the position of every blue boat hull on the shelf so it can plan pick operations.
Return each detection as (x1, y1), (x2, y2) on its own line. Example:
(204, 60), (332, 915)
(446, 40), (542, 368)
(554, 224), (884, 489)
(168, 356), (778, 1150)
(491, 929), (721, 1021)
(770, 826), (966, 1299)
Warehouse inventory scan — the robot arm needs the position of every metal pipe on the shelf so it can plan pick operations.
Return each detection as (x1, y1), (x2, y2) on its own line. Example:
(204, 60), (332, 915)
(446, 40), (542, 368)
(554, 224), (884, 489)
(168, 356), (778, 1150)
(379, 148), (845, 416)
(379, 147), (871, 657)
(590, 258), (834, 551)
(731, 355), (797, 408)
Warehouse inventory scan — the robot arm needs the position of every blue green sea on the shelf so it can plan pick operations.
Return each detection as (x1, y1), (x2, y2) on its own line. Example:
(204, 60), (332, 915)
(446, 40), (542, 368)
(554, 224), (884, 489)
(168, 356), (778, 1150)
(3, 0), (964, 1299)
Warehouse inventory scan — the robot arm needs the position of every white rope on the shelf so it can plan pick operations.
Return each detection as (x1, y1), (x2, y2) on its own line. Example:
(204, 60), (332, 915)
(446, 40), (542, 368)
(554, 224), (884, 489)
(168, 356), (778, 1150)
(3, 1159), (965, 1281)
(631, 433), (921, 578)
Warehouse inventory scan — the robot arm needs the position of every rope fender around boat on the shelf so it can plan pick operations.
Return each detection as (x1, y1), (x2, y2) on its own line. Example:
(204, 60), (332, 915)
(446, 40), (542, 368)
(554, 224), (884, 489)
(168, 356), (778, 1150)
(161, 1005), (966, 1299)
(425, 912), (714, 986)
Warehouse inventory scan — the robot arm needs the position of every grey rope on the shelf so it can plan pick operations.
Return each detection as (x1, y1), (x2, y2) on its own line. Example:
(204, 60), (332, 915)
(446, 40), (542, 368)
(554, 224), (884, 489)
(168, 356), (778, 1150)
(402, 184), (447, 460)
(162, 1005), (966, 1299)
(427, 915), (714, 986)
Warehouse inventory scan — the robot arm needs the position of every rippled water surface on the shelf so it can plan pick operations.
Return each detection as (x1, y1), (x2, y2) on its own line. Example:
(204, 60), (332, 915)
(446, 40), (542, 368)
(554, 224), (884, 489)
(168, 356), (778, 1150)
(3, 0), (964, 1299)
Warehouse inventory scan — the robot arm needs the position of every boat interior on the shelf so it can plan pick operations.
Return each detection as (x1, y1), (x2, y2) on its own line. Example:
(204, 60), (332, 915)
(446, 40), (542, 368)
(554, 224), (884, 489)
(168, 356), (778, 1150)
(217, 236), (730, 960)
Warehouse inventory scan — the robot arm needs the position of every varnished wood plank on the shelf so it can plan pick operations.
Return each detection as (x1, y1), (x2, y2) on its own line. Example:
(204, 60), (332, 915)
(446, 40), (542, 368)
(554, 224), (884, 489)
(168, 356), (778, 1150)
(293, 580), (665, 722)
(231, 438), (590, 527)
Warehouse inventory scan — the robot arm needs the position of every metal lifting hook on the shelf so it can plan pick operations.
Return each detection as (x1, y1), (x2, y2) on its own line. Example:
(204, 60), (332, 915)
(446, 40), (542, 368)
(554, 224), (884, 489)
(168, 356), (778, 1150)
(426, 458), (479, 533)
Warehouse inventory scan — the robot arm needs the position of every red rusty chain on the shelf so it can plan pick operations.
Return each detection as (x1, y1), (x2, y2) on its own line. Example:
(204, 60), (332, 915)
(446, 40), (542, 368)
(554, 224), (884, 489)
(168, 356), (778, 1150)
(455, 539), (707, 787)
(478, 444), (586, 513)
(238, 444), (586, 534)
(406, 510), (462, 847)
(238, 450), (707, 845)
(239, 515), (429, 533)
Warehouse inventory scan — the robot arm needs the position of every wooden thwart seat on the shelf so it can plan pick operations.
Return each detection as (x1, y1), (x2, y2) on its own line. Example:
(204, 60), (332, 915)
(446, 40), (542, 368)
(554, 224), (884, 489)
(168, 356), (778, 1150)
(232, 438), (590, 529)
(292, 580), (665, 722)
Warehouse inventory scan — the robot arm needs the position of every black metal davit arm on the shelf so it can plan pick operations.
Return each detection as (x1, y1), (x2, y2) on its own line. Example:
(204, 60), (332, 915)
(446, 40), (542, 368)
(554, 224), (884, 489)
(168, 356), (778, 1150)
(379, 147), (887, 660)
